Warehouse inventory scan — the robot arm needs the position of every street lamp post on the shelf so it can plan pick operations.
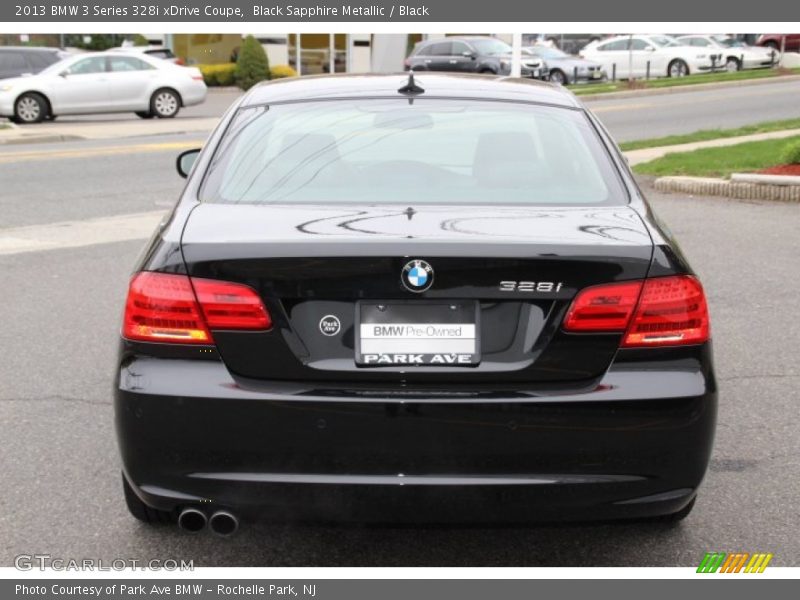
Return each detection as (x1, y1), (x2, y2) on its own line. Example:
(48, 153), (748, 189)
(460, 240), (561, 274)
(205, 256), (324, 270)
(511, 32), (522, 78)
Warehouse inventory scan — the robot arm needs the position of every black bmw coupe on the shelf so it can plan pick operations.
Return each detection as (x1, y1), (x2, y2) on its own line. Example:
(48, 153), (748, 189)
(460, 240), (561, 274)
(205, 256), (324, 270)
(115, 73), (716, 535)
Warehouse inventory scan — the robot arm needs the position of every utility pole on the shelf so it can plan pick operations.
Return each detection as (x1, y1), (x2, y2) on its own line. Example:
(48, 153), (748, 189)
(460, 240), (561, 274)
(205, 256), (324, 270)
(511, 32), (522, 77)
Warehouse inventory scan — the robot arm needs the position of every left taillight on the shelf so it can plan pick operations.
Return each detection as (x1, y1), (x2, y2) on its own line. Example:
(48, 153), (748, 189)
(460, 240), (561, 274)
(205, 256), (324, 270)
(122, 272), (270, 344)
(192, 277), (272, 331)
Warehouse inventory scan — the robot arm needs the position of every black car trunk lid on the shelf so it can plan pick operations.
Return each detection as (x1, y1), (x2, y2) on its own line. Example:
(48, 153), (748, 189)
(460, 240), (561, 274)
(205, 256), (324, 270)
(180, 203), (653, 385)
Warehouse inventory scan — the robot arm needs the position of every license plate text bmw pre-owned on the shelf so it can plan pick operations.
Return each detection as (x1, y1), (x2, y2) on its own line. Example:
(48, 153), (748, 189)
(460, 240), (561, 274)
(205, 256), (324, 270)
(355, 301), (480, 366)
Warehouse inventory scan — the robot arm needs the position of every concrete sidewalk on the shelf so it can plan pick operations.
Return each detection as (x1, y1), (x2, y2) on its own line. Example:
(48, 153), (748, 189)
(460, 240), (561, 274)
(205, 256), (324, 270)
(0, 116), (218, 145)
(625, 128), (800, 166)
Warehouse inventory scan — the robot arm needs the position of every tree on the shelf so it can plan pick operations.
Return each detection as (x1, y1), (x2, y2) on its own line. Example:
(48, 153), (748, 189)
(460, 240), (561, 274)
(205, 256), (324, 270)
(131, 34), (149, 47)
(234, 35), (271, 91)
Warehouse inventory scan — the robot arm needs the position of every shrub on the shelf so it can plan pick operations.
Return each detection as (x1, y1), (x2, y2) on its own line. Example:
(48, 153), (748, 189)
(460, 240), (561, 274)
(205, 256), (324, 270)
(198, 63), (236, 87)
(234, 35), (270, 91)
(131, 34), (149, 46)
(270, 65), (298, 79)
(779, 140), (800, 165)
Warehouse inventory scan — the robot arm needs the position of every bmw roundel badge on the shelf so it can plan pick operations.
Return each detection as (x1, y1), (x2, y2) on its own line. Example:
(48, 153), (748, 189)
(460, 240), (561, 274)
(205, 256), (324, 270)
(401, 259), (434, 293)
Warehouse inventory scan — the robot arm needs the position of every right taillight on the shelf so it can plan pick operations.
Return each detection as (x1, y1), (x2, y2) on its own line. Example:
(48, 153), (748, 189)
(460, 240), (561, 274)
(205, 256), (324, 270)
(564, 275), (710, 347)
(622, 275), (709, 347)
(122, 272), (270, 345)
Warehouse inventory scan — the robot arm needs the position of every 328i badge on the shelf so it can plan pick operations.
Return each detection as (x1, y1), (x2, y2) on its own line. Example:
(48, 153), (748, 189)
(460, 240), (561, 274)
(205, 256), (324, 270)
(114, 73), (716, 534)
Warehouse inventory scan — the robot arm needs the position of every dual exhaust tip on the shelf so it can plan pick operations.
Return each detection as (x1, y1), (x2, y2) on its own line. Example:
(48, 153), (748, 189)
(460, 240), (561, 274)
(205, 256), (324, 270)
(177, 507), (238, 536)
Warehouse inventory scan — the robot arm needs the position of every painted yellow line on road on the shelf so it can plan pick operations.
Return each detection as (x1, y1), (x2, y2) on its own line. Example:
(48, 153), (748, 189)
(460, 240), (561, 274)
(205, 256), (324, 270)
(0, 141), (203, 164)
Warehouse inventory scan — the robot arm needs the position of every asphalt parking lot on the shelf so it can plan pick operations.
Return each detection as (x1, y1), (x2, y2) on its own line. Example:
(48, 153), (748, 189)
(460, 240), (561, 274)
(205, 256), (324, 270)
(1, 132), (798, 566)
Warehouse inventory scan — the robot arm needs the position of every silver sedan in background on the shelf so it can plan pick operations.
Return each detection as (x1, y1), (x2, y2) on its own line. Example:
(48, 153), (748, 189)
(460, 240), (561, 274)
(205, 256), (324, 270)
(0, 51), (206, 124)
(523, 46), (607, 85)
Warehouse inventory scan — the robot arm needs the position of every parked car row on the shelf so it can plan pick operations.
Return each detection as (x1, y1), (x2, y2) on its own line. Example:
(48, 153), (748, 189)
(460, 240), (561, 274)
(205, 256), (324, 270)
(0, 51), (207, 123)
(580, 34), (727, 79)
(403, 34), (791, 85)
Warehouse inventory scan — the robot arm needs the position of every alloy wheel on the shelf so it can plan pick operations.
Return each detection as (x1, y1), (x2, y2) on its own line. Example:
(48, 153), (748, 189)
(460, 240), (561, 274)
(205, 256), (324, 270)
(669, 61), (688, 77)
(16, 96), (42, 123)
(154, 92), (178, 117)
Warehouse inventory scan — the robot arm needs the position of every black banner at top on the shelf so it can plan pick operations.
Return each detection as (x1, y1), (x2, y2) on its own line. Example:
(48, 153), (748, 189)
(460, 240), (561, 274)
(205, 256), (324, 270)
(4, 0), (800, 22)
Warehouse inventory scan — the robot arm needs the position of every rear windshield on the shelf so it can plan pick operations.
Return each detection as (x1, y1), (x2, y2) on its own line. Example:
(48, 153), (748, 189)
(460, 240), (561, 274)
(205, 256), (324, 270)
(200, 99), (626, 207)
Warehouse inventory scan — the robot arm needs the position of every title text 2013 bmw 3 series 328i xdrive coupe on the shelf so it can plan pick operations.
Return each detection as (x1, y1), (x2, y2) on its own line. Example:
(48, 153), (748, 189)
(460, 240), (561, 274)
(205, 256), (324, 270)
(114, 73), (716, 535)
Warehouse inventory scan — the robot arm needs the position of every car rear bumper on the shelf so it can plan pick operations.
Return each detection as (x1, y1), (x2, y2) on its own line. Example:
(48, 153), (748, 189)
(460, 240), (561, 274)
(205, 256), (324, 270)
(181, 83), (207, 107)
(115, 346), (717, 523)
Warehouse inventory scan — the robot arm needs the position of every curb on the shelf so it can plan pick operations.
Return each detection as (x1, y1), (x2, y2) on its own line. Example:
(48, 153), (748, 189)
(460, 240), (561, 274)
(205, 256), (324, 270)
(731, 173), (800, 186)
(654, 175), (800, 202)
(0, 134), (85, 145)
(578, 74), (800, 102)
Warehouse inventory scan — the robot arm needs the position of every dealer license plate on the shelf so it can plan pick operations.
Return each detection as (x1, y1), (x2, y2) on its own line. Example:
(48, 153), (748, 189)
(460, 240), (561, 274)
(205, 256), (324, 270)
(355, 301), (480, 366)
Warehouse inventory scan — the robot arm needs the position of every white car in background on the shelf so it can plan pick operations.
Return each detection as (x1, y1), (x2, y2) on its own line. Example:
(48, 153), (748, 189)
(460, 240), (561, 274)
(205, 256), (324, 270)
(0, 51), (206, 124)
(109, 45), (185, 65)
(676, 35), (778, 71)
(580, 34), (722, 79)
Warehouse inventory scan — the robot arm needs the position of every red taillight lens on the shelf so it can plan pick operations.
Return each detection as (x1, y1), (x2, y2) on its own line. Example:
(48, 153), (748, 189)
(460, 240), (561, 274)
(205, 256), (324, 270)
(192, 278), (272, 330)
(122, 272), (271, 344)
(123, 272), (212, 344)
(563, 281), (643, 332)
(622, 275), (709, 347)
(562, 275), (710, 347)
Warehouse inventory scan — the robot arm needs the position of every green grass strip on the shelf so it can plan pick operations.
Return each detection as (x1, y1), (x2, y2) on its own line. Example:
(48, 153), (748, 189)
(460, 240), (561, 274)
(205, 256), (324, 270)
(633, 135), (800, 178)
(570, 67), (800, 96)
(619, 118), (800, 151)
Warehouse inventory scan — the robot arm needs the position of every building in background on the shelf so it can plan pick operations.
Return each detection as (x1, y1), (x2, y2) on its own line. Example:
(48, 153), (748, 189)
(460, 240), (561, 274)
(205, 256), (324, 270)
(163, 34), (512, 74)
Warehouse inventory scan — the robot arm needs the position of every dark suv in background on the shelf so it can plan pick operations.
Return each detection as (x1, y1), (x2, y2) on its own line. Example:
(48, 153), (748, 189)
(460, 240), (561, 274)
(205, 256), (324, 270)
(0, 47), (69, 80)
(405, 36), (548, 80)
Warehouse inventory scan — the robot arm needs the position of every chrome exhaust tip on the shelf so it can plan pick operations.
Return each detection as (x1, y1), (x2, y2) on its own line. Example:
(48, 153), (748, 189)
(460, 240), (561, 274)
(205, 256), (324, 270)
(208, 510), (239, 537)
(177, 507), (207, 533)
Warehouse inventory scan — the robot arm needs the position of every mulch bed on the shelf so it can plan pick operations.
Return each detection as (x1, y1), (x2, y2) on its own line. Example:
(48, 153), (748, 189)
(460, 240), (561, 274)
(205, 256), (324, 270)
(757, 164), (800, 176)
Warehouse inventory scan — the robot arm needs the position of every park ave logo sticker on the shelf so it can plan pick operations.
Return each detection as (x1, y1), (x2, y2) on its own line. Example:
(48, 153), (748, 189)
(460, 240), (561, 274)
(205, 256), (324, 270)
(319, 315), (342, 336)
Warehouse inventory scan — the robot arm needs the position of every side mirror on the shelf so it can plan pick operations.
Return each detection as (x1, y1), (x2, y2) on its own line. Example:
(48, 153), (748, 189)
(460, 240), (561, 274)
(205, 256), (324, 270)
(176, 148), (201, 178)
(59, 70), (69, 78)
(463, 51), (476, 59)
(646, 46), (656, 52)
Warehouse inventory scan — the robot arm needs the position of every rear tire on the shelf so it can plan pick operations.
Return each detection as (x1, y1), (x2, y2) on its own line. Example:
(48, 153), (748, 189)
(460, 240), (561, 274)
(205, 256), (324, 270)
(14, 92), (48, 124)
(659, 497), (696, 524)
(479, 68), (496, 74)
(122, 474), (173, 525)
(150, 88), (180, 119)
(135, 111), (155, 119)
(667, 59), (689, 78)
(549, 69), (568, 85)
(725, 57), (741, 72)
